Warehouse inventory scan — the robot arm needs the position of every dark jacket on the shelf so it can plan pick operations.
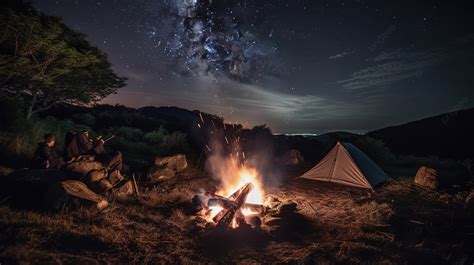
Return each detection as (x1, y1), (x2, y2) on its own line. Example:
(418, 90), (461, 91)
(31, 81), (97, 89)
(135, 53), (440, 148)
(65, 132), (100, 160)
(31, 143), (64, 169)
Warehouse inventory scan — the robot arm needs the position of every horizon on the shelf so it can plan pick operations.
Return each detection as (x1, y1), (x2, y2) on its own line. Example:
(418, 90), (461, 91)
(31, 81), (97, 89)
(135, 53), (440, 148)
(34, 0), (474, 133)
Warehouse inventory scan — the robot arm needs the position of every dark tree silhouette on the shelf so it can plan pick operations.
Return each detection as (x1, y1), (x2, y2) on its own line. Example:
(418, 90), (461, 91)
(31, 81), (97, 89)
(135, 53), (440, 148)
(0, 4), (126, 119)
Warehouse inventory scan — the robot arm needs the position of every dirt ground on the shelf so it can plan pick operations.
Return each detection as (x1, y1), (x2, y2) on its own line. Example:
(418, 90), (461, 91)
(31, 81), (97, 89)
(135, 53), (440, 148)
(1, 168), (473, 264)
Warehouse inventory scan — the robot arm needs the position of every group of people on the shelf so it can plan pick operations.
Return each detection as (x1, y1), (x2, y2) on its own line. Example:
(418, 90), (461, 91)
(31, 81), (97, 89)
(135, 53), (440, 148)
(31, 131), (122, 172)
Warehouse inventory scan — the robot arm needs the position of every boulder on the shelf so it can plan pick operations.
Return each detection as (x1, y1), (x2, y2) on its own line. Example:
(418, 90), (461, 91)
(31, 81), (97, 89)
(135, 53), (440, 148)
(154, 154), (187, 173)
(466, 191), (474, 212)
(1, 169), (70, 209)
(1, 169), (107, 211)
(108, 170), (124, 186)
(114, 180), (134, 197)
(65, 160), (105, 176)
(44, 180), (108, 211)
(276, 201), (298, 217)
(147, 168), (176, 183)
(95, 178), (113, 193)
(281, 149), (304, 166)
(86, 169), (108, 183)
(414, 166), (439, 190)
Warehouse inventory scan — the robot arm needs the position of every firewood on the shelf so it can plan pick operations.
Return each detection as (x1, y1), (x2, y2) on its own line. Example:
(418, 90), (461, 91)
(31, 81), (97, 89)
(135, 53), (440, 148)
(214, 183), (253, 230)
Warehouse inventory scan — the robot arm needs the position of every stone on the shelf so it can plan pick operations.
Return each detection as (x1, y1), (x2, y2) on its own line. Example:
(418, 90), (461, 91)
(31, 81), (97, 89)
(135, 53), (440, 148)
(108, 170), (124, 186)
(466, 191), (474, 212)
(414, 166), (439, 190)
(87, 169), (108, 183)
(147, 167), (176, 183)
(282, 149), (305, 166)
(65, 160), (105, 176)
(96, 178), (113, 193)
(276, 201), (298, 217)
(44, 180), (108, 211)
(114, 180), (134, 197)
(1, 169), (70, 209)
(154, 154), (187, 172)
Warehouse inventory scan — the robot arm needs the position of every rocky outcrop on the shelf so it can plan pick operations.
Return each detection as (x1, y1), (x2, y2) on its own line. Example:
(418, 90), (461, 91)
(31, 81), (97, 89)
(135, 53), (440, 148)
(414, 166), (439, 190)
(154, 154), (188, 173)
(148, 154), (187, 183)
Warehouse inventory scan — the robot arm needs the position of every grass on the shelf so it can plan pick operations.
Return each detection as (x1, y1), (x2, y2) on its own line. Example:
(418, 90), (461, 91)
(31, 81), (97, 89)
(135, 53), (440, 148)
(1, 170), (473, 264)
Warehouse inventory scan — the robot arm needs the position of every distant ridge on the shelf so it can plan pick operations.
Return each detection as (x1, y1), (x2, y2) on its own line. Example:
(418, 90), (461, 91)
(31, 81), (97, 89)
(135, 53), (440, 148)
(367, 107), (474, 160)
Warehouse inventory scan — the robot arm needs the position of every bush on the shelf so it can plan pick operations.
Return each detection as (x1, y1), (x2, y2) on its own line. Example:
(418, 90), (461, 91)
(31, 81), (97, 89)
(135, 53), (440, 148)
(106, 126), (144, 141)
(72, 113), (96, 127)
(144, 127), (189, 154)
(0, 116), (92, 167)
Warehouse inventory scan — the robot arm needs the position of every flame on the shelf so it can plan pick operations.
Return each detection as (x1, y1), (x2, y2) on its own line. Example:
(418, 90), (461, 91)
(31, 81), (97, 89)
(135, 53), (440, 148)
(209, 206), (223, 219)
(241, 207), (259, 216)
(205, 156), (266, 228)
(215, 164), (265, 207)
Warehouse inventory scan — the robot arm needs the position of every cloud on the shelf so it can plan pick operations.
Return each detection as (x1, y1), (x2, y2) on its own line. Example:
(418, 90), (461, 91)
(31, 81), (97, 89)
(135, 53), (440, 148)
(329, 49), (355, 60)
(337, 48), (450, 90)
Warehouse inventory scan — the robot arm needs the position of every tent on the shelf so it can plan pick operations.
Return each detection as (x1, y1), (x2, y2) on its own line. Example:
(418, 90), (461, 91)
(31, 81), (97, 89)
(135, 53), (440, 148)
(299, 141), (389, 189)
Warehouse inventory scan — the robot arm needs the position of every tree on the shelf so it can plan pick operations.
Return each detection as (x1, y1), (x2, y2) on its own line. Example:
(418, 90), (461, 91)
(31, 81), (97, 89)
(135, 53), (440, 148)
(0, 7), (126, 119)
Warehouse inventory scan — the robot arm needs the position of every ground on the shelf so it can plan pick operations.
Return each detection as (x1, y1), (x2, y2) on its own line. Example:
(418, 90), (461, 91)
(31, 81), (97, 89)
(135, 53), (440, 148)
(0, 168), (473, 264)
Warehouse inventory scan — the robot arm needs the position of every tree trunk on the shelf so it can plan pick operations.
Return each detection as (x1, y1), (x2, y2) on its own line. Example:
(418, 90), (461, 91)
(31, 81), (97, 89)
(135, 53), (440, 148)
(26, 92), (37, 120)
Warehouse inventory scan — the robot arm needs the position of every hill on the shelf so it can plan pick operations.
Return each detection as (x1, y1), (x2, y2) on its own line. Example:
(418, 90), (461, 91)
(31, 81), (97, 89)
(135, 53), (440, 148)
(367, 107), (474, 160)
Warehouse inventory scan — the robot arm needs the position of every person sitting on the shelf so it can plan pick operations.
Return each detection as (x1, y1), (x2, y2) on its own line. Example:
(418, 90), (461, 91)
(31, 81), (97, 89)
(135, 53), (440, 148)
(65, 130), (123, 172)
(31, 133), (65, 169)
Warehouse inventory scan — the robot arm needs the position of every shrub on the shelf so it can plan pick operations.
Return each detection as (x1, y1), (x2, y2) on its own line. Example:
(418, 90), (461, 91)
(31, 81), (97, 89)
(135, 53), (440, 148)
(106, 126), (144, 141)
(0, 116), (92, 167)
(144, 127), (189, 154)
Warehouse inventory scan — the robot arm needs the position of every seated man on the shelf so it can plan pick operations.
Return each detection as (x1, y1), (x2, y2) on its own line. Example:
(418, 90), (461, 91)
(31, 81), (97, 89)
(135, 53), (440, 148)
(65, 130), (123, 172)
(31, 134), (65, 169)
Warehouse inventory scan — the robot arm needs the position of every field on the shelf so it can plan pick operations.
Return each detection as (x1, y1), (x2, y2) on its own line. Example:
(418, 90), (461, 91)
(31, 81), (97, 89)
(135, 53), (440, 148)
(1, 167), (472, 264)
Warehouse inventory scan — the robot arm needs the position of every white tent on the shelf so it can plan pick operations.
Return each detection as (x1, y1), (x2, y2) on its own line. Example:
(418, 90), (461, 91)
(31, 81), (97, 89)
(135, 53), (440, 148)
(299, 142), (389, 189)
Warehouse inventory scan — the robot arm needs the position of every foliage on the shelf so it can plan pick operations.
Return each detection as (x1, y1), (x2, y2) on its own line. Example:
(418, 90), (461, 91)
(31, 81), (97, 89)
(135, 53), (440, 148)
(0, 7), (126, 119)
(0, 116), (89, 167)
(101, 126), (189, 170)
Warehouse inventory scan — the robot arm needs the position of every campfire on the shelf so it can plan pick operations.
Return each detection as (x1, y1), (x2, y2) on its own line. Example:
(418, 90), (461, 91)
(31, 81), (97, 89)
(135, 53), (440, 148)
(193, 160), (297, 230)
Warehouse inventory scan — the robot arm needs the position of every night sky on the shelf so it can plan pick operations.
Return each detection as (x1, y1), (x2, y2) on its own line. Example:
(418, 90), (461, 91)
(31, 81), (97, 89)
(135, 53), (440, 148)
(34, 0), (474, 134)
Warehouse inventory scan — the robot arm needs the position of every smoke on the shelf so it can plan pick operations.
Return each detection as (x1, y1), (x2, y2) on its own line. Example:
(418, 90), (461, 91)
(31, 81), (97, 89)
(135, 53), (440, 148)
(204, 128), (284, 192)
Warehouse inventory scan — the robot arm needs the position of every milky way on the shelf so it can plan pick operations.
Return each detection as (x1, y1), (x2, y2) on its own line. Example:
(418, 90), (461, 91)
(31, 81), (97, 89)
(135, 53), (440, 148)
(34, 0), (474, 133)
(144, 0), (282, 83)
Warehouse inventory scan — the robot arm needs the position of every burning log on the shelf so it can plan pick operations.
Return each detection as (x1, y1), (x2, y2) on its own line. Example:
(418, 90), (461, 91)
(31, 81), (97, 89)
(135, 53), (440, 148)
(213, 182), (253, 230)
(208, 199), (264, 215)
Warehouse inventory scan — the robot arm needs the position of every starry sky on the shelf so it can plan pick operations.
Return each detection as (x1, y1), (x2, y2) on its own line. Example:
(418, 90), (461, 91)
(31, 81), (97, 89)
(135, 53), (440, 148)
(34, 0), (474, 134)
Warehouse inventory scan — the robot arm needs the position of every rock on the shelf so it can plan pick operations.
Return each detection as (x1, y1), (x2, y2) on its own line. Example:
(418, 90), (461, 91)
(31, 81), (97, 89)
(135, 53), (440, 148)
(2, 169), (109, 211)
(96, 178), (113, 192)
(282, 149), (304, 166)
(1, 169), (70, 209)
(44, 180), (108, 211)
(244, 215), (262, 228)
(65, 160), (105, 176)
(466, 191), (474, 211)
(87, 169), (108, 183)
(114, 180), (134, 197)
(414, 166), (439, 190)
(147, 167), (176, 183)
(262, 216), (283, 227)
(154, 154), (187, 172)
(276, 201), (298, 217)
(108, 170), (125, 186)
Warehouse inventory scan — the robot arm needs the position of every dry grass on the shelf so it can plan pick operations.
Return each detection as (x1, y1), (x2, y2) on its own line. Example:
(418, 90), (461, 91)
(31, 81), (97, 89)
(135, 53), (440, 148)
(1, 172), (473, 264)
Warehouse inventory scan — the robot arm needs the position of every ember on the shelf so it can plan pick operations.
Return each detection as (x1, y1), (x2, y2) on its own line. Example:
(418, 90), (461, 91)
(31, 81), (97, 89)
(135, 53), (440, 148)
(193, 156), (299, 230)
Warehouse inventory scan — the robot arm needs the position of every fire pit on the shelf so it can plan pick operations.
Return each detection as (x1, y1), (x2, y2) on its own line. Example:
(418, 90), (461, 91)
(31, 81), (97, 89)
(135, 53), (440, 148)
(192, 162), (298, 230)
